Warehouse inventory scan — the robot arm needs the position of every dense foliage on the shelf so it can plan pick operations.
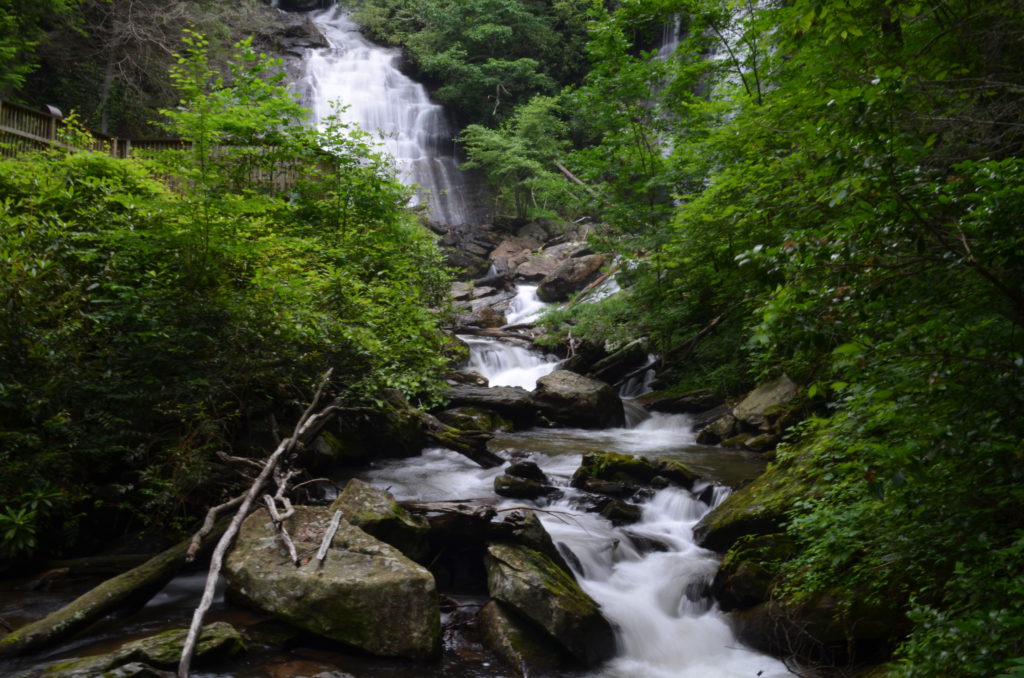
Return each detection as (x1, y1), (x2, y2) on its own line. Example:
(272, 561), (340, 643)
(0, 36), (450, 564)
(461, 0), (1024, 674)
(344, 0), (595, 125)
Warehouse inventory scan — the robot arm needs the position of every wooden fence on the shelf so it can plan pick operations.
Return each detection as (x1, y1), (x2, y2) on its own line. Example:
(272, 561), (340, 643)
(0, 99), (188, 158)
(0, 100), (317, 191)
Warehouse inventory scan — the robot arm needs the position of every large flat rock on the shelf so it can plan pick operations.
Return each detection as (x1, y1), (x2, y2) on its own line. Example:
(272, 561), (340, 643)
(225, 506), (440, 661)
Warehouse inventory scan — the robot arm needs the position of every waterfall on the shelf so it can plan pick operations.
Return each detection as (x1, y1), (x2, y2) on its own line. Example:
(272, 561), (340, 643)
(297, 5), (475, 225)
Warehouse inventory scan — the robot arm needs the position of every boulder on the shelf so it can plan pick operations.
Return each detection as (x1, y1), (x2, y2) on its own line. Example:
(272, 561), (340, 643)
(40, 622), (243, 677)
(599, 500), (643, 525)
(278, 0), (330, 12)
(532, 370), (624, 429)
(733, 374), (799, 430)
(485, 543), (615, 666)
(329, 479), (430, 562)
(514, 253), (560, 281)
(489, 236), (540, 275)
(477, 601), (572, 675)
(445, 385), (537, 427)
(571, 451), (699, 496)
(692, 453), (814, 552)
(638, 389), (724, 414)
(712, 533), (796, 611)
(536, 254), (606, 302)
(313, 389), (426, 465)
(435, 406), (512, 432)
(695, 412), (738, 445)
(225, 506), (440, 661)
(494, 474), (554, 500)
(587, 338), (649, 385)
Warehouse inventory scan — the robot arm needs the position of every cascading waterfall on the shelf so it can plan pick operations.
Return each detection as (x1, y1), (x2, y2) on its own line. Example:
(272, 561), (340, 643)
(298, 5), (474, 225)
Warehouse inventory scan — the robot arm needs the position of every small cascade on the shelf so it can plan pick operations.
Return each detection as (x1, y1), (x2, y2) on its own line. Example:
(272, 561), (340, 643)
(299, 5), (474, 225)
(459, 285), (560, 390)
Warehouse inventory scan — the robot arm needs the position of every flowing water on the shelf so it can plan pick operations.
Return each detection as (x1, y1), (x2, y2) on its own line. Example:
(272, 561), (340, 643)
(297, 5), (475, 225)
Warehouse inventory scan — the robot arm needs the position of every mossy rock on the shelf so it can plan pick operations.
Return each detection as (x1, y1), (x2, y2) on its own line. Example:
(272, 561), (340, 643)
(329, 478), (430, 563)
(713, 533), (797, 611)
(316, 389), (426, 464)
(693, 452), (817, 552)
(572, 451), (699, 494)
(40, 622), (244, 677)
(485, 543), (615, 666)
(435, 406), (513, 432)
(477, 600), (573, 675)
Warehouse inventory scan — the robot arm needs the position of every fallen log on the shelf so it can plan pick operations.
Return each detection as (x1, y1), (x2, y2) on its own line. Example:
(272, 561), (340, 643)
(0, 517), (229, 658)
(451, 326), (535, 341)
(418, 411), (503, 468)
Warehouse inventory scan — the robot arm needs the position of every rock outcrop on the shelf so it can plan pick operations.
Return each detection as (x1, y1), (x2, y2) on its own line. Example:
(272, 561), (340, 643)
(536, 254), (606, 302)
(225, 506), (440, 661)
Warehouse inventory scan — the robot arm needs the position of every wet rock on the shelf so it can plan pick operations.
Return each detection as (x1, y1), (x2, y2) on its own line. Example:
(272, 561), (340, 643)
(278, 0), (331, 11)
(313, 389), (426, 465)
(489, 236), (540, 275)
(477, 601), (572, 676)
(445, 385), (537, 428)
(485, 543), (615, 666)
(536, 254), (606, 302)
(445, 370), (489, 387)
(638, 388), (724, 414)
(713, 533), (796, 611)
(721, 433), (753, 448)
(40, 622), (243, 677)
(329, 479), (430, 563)
(733, 374), (799, 431)
(507, 461), (547, 482)
(532, 370), (624, 429)
(693, 453), (813, 552)
(225, 506), (440, 661)
(436, 406), (512, 432)
(745, 433), (781, 452)
(599, 500), (643, 526)
(559, 339), (608, 375)
(496, 510), (575, 576)
(587, 338), (649, 386)
(514, 252), (560, 281)
(571, 451), (699, 494)
(695, 412), (738, 445)
(494, 475), (553, 500)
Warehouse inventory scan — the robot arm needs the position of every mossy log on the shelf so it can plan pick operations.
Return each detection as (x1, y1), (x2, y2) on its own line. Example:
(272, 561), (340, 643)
(0, 518), (228, 658)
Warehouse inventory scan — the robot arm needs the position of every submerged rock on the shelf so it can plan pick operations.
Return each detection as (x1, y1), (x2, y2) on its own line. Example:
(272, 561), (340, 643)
(225, 506), (440, 661)
(477, 600), (573, 676)
(329, 479), (430, 563)
(484, 543), (615, 666)
(532, 370), (624, 429)
(40, 622), (243, 677)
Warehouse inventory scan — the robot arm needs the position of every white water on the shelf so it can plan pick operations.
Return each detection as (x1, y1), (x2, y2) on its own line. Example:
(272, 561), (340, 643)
(299, 6), (474, 225)
(362, 432), (791, 678)
(460, 286), (560, 390)
(361, 330), (792, 677)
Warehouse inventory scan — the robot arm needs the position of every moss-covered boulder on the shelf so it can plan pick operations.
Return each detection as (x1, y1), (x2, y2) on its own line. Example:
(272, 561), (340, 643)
(637, 388), (724, 414)
(329, 478), (430, 563)
(436, 406), (513, 432)
(40, 622), (243, 677)
(732, 374), (799, 431)
(224, 506), (440, 661)
(571, 451), (699, 496)
(713, 533), (796, 611)
(477, 600), (573, 675)
(485, 543), (615, 666)
(314, 389), (427, 465)
(692, 454), (812, 552)
(532, 370), (624, 429)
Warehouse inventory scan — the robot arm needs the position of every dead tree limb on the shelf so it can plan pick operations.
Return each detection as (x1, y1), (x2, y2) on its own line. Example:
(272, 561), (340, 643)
(186, 495), (245, 563)
(0, 517), (229, 658)
(317, 510), (343, 566)
(178, 370), (334, 678)
(263, 494), (298, 566)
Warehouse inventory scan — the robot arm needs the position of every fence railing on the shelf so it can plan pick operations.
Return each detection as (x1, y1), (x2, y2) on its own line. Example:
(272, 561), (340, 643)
(0, 99), (184, 159)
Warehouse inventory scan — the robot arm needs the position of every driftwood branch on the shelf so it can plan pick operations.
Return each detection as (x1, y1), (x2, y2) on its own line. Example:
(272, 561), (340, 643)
(263, 494), (298, 566)
(178, 369), (334, 678)
(186, 495), (245, 563)
(554, 162), (600, 199)
(317, 510), (343, 566)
